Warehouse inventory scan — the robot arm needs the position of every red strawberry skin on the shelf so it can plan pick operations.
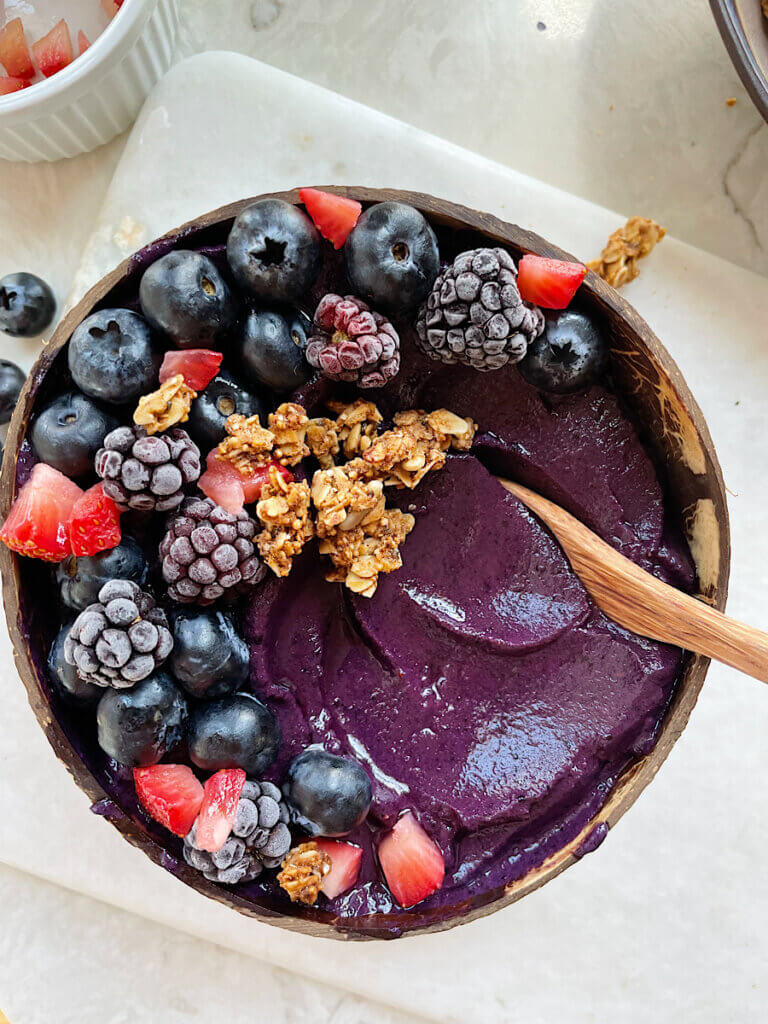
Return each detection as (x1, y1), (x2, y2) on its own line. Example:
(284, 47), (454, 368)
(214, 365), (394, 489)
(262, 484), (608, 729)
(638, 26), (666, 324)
(0, 18), (35, 79)
(0, 464), (83, 562)
(32, 20), (74, 79)
(69, 483), (121, 557)
(195, 768), (246, 852)
(77, 31), (91, 57)
(134, 764), (204, 837)
(300, 188), (361, 250)
(315, 838), (363, 899)
(378, 811), (445, 908)
(517, 255), (586, 310)
(199, 453), (292, 513)
(0, 75), (31, 96)
(159, 349), (223, 391)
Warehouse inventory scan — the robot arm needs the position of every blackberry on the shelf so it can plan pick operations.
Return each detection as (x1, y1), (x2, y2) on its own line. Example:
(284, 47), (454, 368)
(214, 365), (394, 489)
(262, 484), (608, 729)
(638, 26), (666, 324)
(95, 425), (201, 513)
(183, 779), (292, 884)
(160, 497), (265, 605)
(63, 580), (173, 689)
(305, 293), (400, 388)
(415, 248), (544, 371)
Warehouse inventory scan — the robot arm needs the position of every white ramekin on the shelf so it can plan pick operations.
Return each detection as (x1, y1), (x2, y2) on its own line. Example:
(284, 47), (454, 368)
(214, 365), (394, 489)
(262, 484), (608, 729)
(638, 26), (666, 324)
(0, 0), (179, 162)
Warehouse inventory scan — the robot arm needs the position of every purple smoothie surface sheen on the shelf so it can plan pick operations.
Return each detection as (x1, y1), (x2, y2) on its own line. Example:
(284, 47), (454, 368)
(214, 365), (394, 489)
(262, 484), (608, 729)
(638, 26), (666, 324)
(245, 349), (694, 918)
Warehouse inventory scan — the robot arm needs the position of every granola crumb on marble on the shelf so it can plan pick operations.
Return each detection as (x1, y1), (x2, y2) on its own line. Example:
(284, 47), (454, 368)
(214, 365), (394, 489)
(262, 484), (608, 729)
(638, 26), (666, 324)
(256, 464), (314, 577)
(587, 216), (666, 288)
(133, 375), (196, 435)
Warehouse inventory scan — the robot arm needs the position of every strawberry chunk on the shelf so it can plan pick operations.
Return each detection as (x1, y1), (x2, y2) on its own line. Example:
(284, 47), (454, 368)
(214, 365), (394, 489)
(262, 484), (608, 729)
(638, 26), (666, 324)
(0, 464), (82, 562)
(101, 0), (125, 18)
(0, 75), (31, 96)
(315, 838), (363, 899)
(134, 764), (204, 837)
(198, 452), (292, 514)
(159, 349), (223, 391)
(517, 255), (587, 310)
(195, 768), (246, 853)
(77, 30), (91, 57)
(299, 188), (362, 250)
(68, 483), (121, 557)
(378, 811), (445, 908)
(32, 20), (74, 79)
(0, 19), (35, 79)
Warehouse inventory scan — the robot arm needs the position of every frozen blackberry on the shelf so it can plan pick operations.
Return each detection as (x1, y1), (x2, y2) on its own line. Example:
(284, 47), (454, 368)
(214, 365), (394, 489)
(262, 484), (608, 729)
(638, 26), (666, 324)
(305, 293), (400, 389)
(95, 425), (201, 513)
(415, 248), (545, 371)
(183, 779), (292, 884)
(63, 580), (173, 689)
(160, 497), (266, 605)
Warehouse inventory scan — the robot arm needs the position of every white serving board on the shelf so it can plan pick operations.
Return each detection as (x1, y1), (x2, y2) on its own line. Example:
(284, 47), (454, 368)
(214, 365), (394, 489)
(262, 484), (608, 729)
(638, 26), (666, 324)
(2, 53), (767, 1024)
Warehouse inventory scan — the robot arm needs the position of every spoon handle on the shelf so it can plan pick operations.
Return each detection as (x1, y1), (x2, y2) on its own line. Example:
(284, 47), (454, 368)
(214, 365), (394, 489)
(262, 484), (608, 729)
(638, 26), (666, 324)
(498, 478), (768, 684)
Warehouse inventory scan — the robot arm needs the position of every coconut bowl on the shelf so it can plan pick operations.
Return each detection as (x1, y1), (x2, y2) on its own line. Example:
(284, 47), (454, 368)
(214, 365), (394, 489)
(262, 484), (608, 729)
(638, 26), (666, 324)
(710, 0), (768, 123)
(0, 188), (730, 940)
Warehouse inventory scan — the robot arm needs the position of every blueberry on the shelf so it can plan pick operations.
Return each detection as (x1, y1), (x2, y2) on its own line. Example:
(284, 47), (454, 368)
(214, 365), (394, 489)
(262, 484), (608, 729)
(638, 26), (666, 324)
(518, 310), (608, 394)
(31, 392), (118, 478)
(48, 624), (101, 706)
(0, 359), (25, 424)
(68, 308), (157, 405)
(345, 202), (439, 312)
(169, 609), (249, 699)
(227, 199), (320, 304)
(139, 250), (237, 349)
(188, 693), (280, 775)
(0, 273), (55, 338)
(283, 747), (372, 837)
(187, 372), (266, 450)
(57, 537), (149, 611)
(237, 308), (312, 392)
(96, 672), (188, 767)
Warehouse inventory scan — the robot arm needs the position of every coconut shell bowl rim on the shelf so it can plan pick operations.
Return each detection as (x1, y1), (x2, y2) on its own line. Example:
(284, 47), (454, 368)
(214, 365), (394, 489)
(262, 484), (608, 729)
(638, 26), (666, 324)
(0, 187), (731, 941)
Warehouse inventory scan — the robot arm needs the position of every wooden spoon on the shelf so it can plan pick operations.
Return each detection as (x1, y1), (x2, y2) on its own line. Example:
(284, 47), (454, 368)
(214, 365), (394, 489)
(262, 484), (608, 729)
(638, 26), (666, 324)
(497, 478), (768, 684)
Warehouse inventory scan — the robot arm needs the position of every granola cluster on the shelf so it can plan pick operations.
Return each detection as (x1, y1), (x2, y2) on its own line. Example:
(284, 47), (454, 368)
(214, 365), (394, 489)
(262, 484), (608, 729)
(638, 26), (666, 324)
(588, 216), (666, 289)
(277, 841), (331, 905)
(256, 464), (314, 577)
(363, 408), (476, 488)
(216, 403), (310, 474)
(133, 375), (196, 435)
(319, 507), (415, 598)
(269, 403), (310, 466)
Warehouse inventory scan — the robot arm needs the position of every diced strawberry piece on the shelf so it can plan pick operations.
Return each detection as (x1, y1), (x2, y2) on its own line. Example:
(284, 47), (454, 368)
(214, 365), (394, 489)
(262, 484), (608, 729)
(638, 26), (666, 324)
(315, 838), (363, 899)
(77, 30), (91, 57)
(0, 464), (83, 562)
(0, 19), (35, 79)
(159, 349), (223, 391)
(101, 0), (124, 18)
(32, 20), (74, 79)
(517, 255), (587, 310)
(0, 75), (31, 95)
(68, 483), (121, 557)
(299, 188), (362, 250)
(199, 452), (292, 514)
(134, 764), (204, 837)
(378, 811), (445, 908)
(195, 768), (246, 852)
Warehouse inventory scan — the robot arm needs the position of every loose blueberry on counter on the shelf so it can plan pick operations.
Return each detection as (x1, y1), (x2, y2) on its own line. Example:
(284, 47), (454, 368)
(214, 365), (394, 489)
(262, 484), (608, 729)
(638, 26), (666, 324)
(283, 748), (372, 837)
(47, 624), (101, 706)
(187, 372), (266, 450)
(188, 693), (281, 775)
(0, 359), (25, 424)
(139, 250), (237, 349)
(345, 202), (439, 312)
(518, 309), (608, 394)
(57, 536), (149, 611)
(30, 392), (118, 478)
(68, 308), (157, 405)
(96, 672), (188, 767)
(0, 273), (55, 337)
(169, 609), (249, 700)
(237, 307), (312, 392)
(226, 199), (320, 304)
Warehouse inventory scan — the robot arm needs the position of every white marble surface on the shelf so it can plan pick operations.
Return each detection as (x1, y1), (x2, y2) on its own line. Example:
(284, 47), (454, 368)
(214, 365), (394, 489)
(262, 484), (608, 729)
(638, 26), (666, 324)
(1, 3), (768, 1023)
